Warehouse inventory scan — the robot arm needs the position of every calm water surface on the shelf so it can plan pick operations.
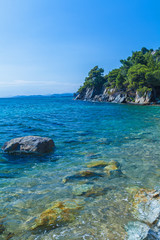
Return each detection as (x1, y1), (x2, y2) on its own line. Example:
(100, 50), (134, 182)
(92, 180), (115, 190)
(0, 97), (160, 239)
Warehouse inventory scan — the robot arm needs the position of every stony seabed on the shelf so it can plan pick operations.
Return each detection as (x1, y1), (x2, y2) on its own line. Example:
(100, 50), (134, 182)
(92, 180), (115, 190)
(0, 96), (160, 240)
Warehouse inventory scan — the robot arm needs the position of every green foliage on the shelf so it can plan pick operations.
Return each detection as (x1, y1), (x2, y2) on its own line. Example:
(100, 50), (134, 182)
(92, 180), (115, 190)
(107, 69), (120, 88)
(141, 47), (149, 55)
(131, 51), (147, 65)
(78, 66), (105, 93)
(127, 64), (148, 90)
(137, 86), (152, 96)
(116, 73), (125, 89)
(78, 47), (160, 95)
(145, 70), (160, 87)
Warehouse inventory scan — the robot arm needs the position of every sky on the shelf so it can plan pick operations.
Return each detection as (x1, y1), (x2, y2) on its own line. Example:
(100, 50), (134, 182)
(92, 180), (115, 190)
(0, 0), (160, 97)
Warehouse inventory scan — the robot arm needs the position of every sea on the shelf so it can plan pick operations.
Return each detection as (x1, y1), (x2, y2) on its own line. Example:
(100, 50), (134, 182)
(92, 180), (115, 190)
(0, 96), (160, 240)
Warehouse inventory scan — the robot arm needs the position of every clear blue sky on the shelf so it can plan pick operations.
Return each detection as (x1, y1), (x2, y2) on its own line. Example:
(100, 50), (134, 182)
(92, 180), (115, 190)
(0, 0), (159, 97)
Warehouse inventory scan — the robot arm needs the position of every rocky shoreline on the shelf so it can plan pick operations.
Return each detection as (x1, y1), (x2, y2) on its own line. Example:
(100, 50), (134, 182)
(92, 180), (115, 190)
(1, 136), (160, 239)
(75, 86), (157, 105)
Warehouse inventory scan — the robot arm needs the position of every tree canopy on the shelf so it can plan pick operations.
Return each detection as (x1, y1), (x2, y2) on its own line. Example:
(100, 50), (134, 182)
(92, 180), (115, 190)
(78, 47), (160, 94)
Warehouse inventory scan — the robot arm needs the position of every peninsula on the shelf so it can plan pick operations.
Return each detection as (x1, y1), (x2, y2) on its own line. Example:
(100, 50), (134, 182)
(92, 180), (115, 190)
(75, 47), (160, 104)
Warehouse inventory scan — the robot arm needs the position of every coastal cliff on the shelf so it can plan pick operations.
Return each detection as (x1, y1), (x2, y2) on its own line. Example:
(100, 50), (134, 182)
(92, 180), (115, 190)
(75, 86), (153, 104)
(75, 47), (160, 104)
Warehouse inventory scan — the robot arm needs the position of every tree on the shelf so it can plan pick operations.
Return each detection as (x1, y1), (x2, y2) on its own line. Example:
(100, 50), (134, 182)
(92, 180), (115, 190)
(146, 70), (160, 87)
(131, 51), (147, 65)
(77, 66), (105, 93)
(107, 69), (120, 88)
(141, 47), (149, 55)
(77, 47), (160, 96)
(116, 73), (125, 89)
(127, 64), (148, 90)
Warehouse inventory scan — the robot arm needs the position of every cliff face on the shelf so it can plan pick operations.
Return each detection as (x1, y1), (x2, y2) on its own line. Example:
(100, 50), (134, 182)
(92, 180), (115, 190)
(75, 87), (154, 104)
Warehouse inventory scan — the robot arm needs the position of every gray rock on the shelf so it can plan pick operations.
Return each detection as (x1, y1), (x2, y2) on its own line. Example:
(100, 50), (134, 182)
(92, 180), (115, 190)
(112, 93), (126, 103)
(136, 198), (160, 224)
(135, 90), (152, 104)
(2, 136), (55, 154)
(125, 221), (150, 240)
(133, 191), (160, 224)
(75, 87), (102, 101)
(75, 86), (155, 105)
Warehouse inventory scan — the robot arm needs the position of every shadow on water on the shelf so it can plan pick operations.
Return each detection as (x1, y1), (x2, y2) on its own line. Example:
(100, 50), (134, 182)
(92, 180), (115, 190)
(0, 151), (59, 164)
(0, 151), (59, 179)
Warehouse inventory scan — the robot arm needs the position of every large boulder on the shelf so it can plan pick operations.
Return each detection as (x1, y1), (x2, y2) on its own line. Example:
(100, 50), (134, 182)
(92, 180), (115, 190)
(2, 136), (55, 154)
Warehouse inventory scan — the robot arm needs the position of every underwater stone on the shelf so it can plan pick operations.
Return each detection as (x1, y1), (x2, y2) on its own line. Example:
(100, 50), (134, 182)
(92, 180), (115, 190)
(72, 184), (94, 196)
(83, 186), (112, 197)
(125, 221), (149, 240)
(104, 160), (121, 176)
(31, 199), (83, 230)
(132, 189), (160, 224)
(87, 160), (108, 168)
(2, 136), (55, 154)
(63, 170), (103, 183)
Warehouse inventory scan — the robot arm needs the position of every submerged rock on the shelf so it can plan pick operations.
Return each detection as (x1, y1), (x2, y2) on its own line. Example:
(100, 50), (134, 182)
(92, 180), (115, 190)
(72, 183), (113, 197)
(125, 221), (150, 240)
(31, 199), (83, 230)
(63, 170), (103, 183)
(124, 188), (160, 240)
(104, 160), (123, 177)
(132, 189), (160, 224)
(87, 160), (108, 168)
(2, 136), (55, 154)
(72, 184), (94, 196)
(83, 186), (112, 197)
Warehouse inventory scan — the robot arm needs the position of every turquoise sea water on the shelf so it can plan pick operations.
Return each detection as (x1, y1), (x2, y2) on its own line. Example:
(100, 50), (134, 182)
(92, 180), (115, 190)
(0, 96), (160, 240)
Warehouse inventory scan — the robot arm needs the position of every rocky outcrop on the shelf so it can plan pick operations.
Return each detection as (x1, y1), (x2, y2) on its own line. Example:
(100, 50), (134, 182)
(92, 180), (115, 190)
(135, 90), (152, 104)
(125, 189), (160, 240)
(76, 87), (103, 101)
(2, 136), (55, 154)
(75, 87), (154, 104)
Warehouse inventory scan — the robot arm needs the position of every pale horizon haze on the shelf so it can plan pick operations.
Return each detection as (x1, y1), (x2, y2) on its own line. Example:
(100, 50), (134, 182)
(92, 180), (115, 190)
(0, 0), (160, 97)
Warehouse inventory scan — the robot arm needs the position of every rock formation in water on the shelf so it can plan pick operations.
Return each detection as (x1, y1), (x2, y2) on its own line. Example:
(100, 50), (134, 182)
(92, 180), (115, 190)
(2, 136), (55, 154)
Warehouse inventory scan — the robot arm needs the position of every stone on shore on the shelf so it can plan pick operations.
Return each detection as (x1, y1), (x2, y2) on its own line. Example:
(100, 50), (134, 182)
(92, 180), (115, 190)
(2, 136), (55, 154)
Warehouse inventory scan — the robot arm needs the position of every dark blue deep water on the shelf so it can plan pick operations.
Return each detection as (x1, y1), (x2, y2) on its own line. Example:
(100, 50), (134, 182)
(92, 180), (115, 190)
(1, 97), (160, 239)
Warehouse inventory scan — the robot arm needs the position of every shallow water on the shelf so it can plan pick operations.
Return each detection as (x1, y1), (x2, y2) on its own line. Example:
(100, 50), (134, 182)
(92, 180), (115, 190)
(0, 96), (160, 239)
